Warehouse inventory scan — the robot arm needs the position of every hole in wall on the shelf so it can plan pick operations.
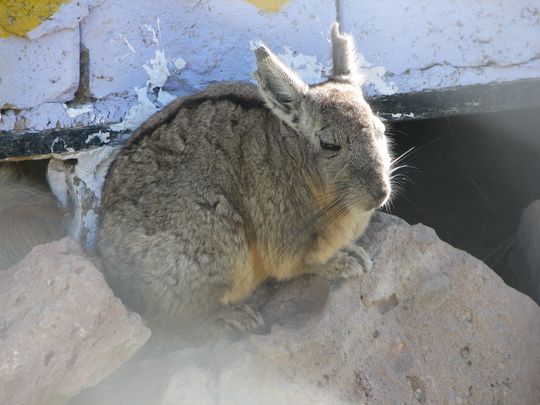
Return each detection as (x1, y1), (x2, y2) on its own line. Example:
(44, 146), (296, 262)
(387, 107), (540, 303)
(0, 159), (68, 271)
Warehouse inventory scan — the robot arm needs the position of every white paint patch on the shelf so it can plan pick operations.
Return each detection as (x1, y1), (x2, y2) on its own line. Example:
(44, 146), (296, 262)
(121, 34), (137, 54)
(65, 104), (94, 118)
(109, 20), (181, 131)
(277, 46), (329, 84)
(82, 209), (100, 248)
(250, 40), (396, 94)
(145, 21), (160, 47)
(173, 58), (186, 70)
(143, 49), (171, 90)
(355, 52), (399, 96)
(390, 112), (415, 119)
(0, 110), (16, 132)
(250, 40), (329, 84)
(157, 89), (177, 105)
(110, 86), (158, 131)
(50, 137), (75, 153)
(16, 102), (72, 131)
(47, 146), (119, 251)
(85, 131), (111, 144)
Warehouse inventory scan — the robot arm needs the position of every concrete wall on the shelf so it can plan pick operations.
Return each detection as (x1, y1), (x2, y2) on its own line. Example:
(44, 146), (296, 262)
(1, 0), (539, 132)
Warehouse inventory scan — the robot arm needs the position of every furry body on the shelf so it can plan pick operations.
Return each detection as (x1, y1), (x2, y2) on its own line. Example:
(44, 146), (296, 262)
(98, 25), (392, 330)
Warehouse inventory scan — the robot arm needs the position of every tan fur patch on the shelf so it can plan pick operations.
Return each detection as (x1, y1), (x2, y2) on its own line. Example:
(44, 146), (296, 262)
(221, 245), (266, 304)
(221, 244), (305, 304)
(307, 183), (371, 265)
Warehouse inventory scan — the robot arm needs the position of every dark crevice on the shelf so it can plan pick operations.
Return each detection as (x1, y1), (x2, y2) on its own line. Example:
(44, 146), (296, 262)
(387, 107), (540, 298)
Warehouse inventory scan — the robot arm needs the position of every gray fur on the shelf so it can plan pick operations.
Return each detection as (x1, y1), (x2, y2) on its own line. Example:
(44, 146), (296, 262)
(330, 22), (362, 86)
(98, 25), (392, 334)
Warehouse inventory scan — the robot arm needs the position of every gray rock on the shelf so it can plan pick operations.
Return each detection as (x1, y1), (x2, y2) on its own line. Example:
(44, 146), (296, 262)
(72, 213), (540, 405)
(0, 238), (151, 405)
(510, 199), (540, 304)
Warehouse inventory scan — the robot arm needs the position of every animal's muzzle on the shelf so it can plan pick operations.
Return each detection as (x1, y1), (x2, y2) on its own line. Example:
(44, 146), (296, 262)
(370, 178), (391, 208)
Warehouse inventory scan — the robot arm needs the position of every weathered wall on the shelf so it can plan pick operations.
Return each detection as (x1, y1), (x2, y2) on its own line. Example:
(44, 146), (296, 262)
(0, 0), (539, 132)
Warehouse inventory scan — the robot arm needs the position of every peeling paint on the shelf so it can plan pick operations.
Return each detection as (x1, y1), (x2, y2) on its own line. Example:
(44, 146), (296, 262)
(245, 0), (288, 13)
(249, 40), (329, 84)
(9, 97), (134, 132)
(390, 112), (415, 119)
(109, 87), (158, 131)
(85, 131), (110, 144)
(0, 0), (70, 37)
(173, 58), (187, 70)
(50, 136), (75, 153)
(0, 110), (16, 132)
(156, 89), (176, 105)
(277, 46), (329, 83)
(110, 20), (185, 131)
(48, 146), (118, 250)
(65, 104), (94, 118)
(121, 34), (137, 54)
(143, 50), (171, 90)
(355, 52), (399, 96)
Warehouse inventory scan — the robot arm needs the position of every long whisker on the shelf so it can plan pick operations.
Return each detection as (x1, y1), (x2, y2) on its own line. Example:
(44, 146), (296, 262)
(391, 146), (415, 166)
(390, 164), (416, 174)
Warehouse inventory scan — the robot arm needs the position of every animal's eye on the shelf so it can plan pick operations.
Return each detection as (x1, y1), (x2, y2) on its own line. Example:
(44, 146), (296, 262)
(320, 140), (341, 151)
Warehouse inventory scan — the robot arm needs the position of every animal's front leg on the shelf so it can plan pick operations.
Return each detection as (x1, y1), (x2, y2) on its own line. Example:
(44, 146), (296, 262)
(315, 244), (373, 280)
(216, 303), (266, 337)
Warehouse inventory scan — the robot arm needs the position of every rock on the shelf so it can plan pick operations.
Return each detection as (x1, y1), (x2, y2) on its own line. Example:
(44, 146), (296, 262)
(161, 366), (215, 405)
(0, 238), (151, 405)
(71, 213), (540, 405)
(509, 199), (540, 305)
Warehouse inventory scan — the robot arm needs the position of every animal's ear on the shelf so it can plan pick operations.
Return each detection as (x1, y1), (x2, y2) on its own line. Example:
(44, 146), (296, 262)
(330, 23), (362, 86)
(254, 45), (308, 125)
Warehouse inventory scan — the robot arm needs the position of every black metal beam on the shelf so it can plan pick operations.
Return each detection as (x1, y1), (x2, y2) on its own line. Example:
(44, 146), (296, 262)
(1, 79), (540, 160)
(0, 126), (130, 160)
(371, 78), (540, 121)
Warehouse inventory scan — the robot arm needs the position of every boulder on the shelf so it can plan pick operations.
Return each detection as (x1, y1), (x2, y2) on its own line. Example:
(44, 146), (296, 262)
(0, 238), (151, 405)
(72, 213), (540, 404)
(509, 199), (540, 304)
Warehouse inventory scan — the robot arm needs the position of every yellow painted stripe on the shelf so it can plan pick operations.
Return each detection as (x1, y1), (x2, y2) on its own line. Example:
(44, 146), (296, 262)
(245, 0), (288, 13)
(0, 0), (70, 37)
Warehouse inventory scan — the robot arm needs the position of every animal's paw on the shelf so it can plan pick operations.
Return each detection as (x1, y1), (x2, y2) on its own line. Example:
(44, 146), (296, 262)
(217, 303), (266, 337)
(319, 244), (373, 280)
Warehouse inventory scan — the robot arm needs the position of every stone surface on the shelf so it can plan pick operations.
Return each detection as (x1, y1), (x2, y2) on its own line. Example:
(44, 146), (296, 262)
(0, 238), (151, 405)
(0, 29), (80, 109)
(81, 0), (336, 99)
(71, 213), (540, 405)
(510, 199), (540, 305)
(25, 0), (101, 40)
(340, 0), (540, 95)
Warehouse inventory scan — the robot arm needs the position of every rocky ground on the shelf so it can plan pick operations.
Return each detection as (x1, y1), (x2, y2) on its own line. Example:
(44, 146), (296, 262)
(0, 239), (150, 405)
(1, 213), (539, 404)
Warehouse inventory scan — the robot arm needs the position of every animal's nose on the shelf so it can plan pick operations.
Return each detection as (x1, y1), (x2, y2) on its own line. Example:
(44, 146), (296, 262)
(371, 179), (391, 207)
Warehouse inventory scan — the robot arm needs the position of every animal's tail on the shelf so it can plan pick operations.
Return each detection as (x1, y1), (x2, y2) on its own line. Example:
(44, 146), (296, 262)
(0, 163), (66, 270)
